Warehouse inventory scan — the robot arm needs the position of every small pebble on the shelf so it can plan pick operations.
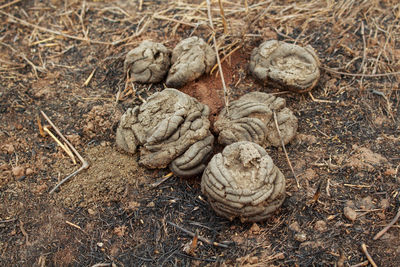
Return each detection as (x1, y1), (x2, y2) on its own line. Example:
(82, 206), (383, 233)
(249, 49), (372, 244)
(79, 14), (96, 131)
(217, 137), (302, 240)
(289, 221), (301, 232)
(377, 212), (386, 220)
(86, 122), (94, 131)
(314, 220), (327, 232)
(248, 256), (259, 264)
(249, 223), (261, 235)
(12, 166), (25, 178)
(294, 232), (307, 242)
(2, 144), (15, 154)
(360, 196), (374, 210)
(147, 201), (155, 208)
(344, 206), (357, 222)
(25, 168), (34, 175)
(380, 199), (390, 210)
(88, 208), (97, 215)
(35, 183), (48, 194)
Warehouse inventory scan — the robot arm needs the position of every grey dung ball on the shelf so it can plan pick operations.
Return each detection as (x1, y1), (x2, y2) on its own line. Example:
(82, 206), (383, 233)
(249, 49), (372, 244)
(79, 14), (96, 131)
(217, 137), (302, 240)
(214, 92), (298, 147)
(249, 40), (320, 93)
(201, 141), (286, 222)
(124, 40), (171, 83)
(166, 37), (216, 88)
(116, 88), (214, 177)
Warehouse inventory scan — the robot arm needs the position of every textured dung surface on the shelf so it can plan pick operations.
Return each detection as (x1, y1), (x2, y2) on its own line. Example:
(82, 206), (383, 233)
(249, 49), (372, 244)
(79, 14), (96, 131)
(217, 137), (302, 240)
(249, 40), (320, 92)
(214, 92), (298, 147)
(166, 37), (216, 88)
(124, 40), (171, 83)
(116, 88), (213, 176)
(201, 141), (286, 222)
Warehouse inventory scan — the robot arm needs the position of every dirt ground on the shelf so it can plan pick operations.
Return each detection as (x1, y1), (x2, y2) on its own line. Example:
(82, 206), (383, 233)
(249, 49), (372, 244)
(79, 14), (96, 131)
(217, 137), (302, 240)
(1, 0), (400, 266)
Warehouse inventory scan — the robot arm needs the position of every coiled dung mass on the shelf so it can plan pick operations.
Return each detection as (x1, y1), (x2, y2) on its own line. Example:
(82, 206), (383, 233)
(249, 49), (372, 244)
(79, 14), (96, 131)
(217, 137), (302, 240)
(116, 88), (214, 177)
(201, 141), (286, 222)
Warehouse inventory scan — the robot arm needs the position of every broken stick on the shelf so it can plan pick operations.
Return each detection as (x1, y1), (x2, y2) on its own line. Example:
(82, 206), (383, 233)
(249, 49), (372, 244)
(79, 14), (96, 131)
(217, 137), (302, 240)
(273, 111), (300, 188)
(150, 172), (174, 188)
(40, 110), (89, 193)
(167, 221), (232, 248)
(373, 205), (400, 240)
(361, 243), (377, 267)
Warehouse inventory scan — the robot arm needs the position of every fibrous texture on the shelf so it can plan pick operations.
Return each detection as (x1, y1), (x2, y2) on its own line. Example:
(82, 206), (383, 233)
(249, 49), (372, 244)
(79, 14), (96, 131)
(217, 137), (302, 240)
(249, 40), (320, 93)
(166, 37), (216, 88)
(214, 92), (298, 147)
(201, 141), (286, 222)
(124, 40), (171, 83)
(116, 88), (214, 177)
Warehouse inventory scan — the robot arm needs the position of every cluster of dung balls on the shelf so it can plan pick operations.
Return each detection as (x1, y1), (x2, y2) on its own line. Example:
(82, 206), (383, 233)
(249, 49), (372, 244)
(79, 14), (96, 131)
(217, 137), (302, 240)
(117, 37), (320, 222)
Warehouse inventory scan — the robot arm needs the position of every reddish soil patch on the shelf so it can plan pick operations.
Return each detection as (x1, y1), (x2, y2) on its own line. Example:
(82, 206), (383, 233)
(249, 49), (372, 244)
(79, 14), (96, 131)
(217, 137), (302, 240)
(179, 49), (248, 124)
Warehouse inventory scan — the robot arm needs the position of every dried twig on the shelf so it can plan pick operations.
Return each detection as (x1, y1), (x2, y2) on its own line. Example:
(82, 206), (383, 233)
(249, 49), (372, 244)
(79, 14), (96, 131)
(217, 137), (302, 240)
(19, 220), (31, 246)
(0, 218), (17, 223)
(218, 0), (227, 34)
(167, 221), (231, 248)
(83, 68), (96, 87)
(323, 66), (400, 77)
(350, 261), (369, 267)
(373, 205), (400, 240)
(66, 220), (83, 231)
(150, 172), (174, 188)
(40, 111), (89, 194)
(359, 21), (367, 87)
(206, 0), (229, 113)
(43, 125), (77, 164)
(0, 0), (22, 10)
(361, 243), (377, 267)
(91, 263), (112, 267)
(273, 112), (300, 188)
(308, 92), (335, 103)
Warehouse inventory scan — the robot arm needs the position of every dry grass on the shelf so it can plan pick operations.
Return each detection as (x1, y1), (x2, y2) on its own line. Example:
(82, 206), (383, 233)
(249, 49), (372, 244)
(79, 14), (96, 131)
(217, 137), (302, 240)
(1, 0), (399, 115)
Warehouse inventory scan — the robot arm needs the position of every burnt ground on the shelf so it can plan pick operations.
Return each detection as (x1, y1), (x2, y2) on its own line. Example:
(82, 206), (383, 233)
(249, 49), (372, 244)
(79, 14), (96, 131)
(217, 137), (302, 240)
(1, 0), (399, 266)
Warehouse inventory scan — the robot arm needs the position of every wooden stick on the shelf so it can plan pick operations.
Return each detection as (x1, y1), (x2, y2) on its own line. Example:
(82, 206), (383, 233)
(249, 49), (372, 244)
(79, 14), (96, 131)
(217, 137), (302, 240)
(167, 221), (230, 248)
(150, 172), (174, 188)
(273, 112), (300, 188)
(350, 260), (369, 267)
(373, 205), (400, 240)
(40, 111), (89, 193)
(19, 220), (31, 246)
(361, 243), (377, 267)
